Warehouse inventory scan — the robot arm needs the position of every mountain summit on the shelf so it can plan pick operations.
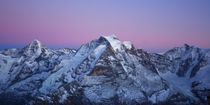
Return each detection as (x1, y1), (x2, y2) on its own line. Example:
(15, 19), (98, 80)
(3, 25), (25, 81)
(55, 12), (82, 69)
(23, 39), (43, 57)
(0, 36), (210, 105)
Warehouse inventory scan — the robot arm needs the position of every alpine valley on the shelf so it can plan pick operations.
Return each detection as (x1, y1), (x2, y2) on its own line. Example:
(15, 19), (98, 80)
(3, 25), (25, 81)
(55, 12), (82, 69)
(0, 36), (210, 105)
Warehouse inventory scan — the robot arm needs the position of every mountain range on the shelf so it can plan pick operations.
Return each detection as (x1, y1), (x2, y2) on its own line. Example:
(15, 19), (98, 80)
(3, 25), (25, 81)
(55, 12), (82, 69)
(0, 35), (210, 105)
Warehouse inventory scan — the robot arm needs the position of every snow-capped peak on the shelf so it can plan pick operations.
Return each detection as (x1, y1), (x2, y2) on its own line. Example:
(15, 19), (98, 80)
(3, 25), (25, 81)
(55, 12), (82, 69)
(30, 39), (42, 48)
(101, 35), (122, 51)
(123, 41), (133, 50)
(24, 39), (42, 57)
(101, 35), (133, 51)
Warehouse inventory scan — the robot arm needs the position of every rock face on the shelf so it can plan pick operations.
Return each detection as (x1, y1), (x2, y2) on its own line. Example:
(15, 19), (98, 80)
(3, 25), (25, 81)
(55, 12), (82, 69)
(0, 36), (210, 105)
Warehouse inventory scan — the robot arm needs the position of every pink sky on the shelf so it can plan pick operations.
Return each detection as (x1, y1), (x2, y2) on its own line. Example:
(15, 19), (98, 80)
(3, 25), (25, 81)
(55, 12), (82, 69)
(0, 0), (210, 52)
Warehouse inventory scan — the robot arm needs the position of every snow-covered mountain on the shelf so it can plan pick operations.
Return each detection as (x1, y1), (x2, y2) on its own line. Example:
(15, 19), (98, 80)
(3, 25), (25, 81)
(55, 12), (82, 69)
(0, 36), (209, 105)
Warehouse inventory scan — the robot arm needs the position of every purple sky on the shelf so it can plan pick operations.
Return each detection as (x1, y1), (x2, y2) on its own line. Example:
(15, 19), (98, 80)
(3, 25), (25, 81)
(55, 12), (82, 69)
(0, 0), (210, 52)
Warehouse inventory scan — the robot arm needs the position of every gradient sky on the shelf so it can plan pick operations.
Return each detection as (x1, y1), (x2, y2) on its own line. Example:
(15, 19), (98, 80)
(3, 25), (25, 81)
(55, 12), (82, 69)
(0, 0), (210, 52)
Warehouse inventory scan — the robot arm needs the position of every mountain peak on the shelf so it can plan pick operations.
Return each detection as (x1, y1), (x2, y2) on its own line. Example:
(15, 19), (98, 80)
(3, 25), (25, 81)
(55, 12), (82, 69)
(102, 35), (133, 51)
(101, 34), (118, 39)
(100, 35), (122, 51)
(183, 43), (190, 48)
(23, 39), (42, 57)
(123, 41), (133, 50)
(100, 35), (133, 51)
(30, 39), (42, 47)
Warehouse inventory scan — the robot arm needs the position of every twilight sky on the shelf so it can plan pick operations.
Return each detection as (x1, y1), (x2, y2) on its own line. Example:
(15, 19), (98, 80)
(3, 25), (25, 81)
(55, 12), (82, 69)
(0, 0), (210, 52)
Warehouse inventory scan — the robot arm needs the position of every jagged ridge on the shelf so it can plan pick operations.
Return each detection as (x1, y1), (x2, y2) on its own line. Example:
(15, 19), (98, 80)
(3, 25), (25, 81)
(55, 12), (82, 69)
(0, 36), (210, 105)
